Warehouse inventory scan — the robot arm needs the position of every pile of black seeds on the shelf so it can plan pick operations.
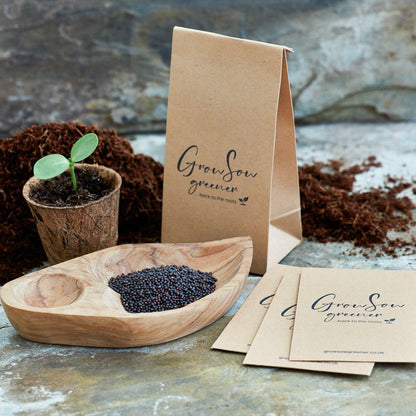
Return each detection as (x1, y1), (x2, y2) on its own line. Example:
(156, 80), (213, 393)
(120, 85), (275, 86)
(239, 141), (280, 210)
(108, 265), (217, 313)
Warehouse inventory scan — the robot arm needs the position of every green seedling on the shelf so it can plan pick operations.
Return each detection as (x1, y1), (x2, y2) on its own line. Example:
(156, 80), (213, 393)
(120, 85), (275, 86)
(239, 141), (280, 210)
(33, 133), (99, 191)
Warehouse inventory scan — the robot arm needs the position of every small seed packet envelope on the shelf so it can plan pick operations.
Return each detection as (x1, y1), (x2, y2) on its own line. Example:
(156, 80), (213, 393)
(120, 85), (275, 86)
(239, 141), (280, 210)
(162, 27), (302, 275)
(212, 263), (298, 353)
(244, 272), (374, 375)
(290, 267), (416, 363)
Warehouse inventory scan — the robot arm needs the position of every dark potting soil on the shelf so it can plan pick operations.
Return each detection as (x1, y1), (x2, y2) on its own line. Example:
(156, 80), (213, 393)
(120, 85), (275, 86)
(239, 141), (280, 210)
(108, 265), (217, 313)
(0, 121), (163, 284)
(29, 167), (113, 207)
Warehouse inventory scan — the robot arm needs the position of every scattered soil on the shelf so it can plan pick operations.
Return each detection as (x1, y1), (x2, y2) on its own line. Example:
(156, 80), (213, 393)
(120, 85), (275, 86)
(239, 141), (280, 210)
(0, 121), (163, 284)
(29, 166), (113, 207)
(299, 156), (416, 256)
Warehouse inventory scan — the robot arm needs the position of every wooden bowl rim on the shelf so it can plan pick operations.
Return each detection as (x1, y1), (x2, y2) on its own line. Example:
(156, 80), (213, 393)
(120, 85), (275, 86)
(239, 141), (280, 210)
(1, 236), (253, 319)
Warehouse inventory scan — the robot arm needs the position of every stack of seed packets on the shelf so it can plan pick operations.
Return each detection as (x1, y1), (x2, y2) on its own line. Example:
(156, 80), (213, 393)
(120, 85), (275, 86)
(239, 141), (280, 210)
(212, 263), (416, 376)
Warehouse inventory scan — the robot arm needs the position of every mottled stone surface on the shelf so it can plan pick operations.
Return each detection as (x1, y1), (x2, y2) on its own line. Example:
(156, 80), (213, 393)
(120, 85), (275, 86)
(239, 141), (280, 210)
(0, 0), (415, 137)
(1, 308), (416, 416)
(1, 122), (416, 415)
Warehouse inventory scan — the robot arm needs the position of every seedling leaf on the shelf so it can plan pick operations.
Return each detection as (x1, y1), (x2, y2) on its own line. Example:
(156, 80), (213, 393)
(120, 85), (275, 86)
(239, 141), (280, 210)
(32, 133), (100, 191)
(34, 154), (70, 180)
(70, 133), (98, 163)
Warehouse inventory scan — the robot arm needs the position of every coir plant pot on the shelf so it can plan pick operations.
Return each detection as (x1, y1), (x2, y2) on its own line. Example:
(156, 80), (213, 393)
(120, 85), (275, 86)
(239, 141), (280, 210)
(23, 163), (122, 265)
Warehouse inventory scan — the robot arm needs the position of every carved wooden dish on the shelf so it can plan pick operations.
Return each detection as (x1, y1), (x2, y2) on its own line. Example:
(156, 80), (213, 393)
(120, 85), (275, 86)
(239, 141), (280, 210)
(0, 237), (253, 347)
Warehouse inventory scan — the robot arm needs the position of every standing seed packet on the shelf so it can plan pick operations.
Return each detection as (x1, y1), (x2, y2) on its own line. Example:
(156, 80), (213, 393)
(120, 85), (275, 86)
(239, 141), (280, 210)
(162, 27), (302, 274)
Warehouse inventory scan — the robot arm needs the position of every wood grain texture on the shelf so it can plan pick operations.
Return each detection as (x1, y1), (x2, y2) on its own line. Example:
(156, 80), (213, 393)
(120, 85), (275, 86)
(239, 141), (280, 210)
(22, 164), (122, 265)
(0, 237), (253, 347)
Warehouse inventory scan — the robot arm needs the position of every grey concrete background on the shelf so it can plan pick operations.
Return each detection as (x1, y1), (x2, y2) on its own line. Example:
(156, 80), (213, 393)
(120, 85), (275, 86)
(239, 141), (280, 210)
(0, 0), (415, 137)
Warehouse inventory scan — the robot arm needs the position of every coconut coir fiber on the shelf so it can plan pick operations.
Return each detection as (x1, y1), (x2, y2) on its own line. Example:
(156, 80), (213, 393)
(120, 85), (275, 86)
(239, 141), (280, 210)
(0, 122), (163, 284)
(299, 157), (416, 255)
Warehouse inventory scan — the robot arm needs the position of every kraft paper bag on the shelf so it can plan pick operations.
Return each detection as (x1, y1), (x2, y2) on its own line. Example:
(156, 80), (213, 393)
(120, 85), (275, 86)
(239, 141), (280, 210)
(212, 263), (298, 353)
(162, 27), (302, 274)
(243, 271), (374, 376)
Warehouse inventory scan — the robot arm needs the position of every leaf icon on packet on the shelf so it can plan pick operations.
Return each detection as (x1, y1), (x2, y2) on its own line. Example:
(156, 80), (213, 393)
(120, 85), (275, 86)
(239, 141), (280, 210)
(239, 197), (249, 206)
